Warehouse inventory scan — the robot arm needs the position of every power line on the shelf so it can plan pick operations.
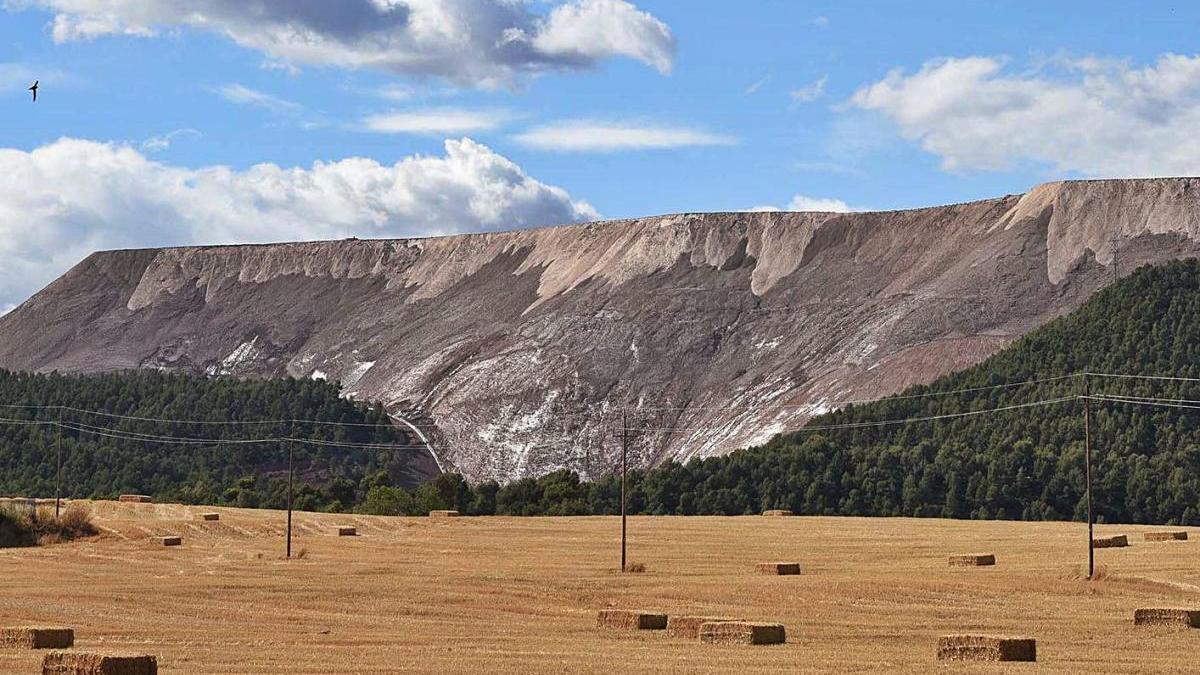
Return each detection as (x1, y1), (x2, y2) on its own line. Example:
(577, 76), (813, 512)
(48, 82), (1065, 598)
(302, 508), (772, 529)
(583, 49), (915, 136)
(1085, 372), (1200, 384)
(0, 403), (398, 428)
(619, 396), (1078, 433)
(621, 374), (1083, 412)
(0, 418), (429, 452)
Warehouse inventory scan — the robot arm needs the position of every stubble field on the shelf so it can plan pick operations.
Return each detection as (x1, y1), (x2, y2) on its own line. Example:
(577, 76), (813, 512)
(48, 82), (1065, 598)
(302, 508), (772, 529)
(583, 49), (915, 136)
(1, 502), (1198, 673)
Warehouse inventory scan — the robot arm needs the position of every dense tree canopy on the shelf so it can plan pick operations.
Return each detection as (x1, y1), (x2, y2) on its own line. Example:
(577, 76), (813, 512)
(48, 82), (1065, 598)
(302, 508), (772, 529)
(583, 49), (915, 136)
(0, 371), (414, 512)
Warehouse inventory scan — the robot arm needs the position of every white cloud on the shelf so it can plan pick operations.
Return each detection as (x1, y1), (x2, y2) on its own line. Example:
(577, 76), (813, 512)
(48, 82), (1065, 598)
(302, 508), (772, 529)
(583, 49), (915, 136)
(850, 53), (1200, 176)
(141, 128), (201, 153)
(0, 137), (597, 309)
(811, 16), (829, 28)
(12, 0), (675, 88)
(751, 195), (854, 213)
(745, 74), (771, 95)
(529, 0), (675, 75)
(790, 75), (827, 104)
(513, 121), (737, 152)
(362, 108), (510, 135)
(216, 83), (301, 114)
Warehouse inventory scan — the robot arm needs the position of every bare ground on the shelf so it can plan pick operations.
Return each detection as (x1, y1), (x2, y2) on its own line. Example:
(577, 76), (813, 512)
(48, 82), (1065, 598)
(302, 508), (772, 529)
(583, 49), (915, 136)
(1, 502), (1198, 673)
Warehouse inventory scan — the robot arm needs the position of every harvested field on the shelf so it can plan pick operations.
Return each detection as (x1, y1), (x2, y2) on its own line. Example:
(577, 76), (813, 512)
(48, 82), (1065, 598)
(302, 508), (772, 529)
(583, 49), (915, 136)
(949, 553), (996, 567)
(666, 616), (742, 640)
(1144, 531), (1187, 542)
(936, 635), (1036, 662)
(755, 562), (800, 575)
(596, 609), (667, 630)
(698, 621), (785, 645)
(1133, 608), (1200, 628)
(0, 627), (73, 649)
(41, 651), (157, 674)
(1094, 535), (1130, 548)
(1, 504), (1198, 673)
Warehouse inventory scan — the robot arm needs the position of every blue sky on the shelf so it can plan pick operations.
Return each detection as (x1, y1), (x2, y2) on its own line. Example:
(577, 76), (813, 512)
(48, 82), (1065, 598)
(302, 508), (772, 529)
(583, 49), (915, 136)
(2, 1), (1200, 309)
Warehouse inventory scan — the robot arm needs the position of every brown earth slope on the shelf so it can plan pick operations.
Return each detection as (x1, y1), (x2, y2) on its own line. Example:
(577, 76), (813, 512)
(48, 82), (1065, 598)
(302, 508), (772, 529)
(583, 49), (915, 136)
(2, 178), (1200, 482)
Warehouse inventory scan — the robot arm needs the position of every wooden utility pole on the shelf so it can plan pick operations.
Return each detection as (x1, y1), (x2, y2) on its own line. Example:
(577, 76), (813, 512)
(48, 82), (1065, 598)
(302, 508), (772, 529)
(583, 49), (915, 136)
(54, 409), (63, 519)
(286, 424), (295, 559)
(620, 409), (628, 573)
(1083, 377), (1094, 580)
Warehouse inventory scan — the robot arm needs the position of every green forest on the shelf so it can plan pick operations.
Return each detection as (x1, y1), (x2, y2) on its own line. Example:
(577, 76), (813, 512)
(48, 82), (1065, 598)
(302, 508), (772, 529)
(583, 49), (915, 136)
(4, 259), (1200, 524)
(0, 371), (420, 512)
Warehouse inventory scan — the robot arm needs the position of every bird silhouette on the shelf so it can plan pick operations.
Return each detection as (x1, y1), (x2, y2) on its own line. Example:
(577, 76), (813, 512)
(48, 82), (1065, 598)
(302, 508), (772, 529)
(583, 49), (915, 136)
(28, 81), (38, 102)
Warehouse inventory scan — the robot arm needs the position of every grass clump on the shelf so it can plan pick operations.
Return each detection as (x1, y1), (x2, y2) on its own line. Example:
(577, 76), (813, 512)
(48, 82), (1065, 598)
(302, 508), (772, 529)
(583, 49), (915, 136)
(0, 504), (97, 548)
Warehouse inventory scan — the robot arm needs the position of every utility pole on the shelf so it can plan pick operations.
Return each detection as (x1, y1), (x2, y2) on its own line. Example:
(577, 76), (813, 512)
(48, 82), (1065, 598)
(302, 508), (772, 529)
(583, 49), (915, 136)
(54, 408), (63, 519)
(620, 409), (628, 573)
(286, 423), (295, 559)
(1083, 376), (1094, 580)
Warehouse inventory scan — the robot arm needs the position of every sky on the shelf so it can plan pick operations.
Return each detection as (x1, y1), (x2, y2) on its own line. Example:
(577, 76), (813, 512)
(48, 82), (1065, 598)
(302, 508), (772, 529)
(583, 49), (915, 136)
(3, 0), (1200, 311)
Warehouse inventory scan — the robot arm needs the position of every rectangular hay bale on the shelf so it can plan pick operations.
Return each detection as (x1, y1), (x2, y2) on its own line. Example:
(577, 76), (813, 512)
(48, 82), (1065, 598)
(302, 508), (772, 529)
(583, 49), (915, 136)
(756, 562), (801, 575)
(949, 553), (996, 567)
(117, 495), (152, 504)
(1093, 534), (1129, 548)
(42, 651), (157, 675)
(761, 509), (792, 517)
(1144, 531), (1188, 542)
(698, 621), (786, 645)
(0, 628), (74, 649)
(937, 635), (1036, 662)
(666, 616), (743, 640)
(429, 510), (460, 518)
(596, 609), (668, 630)
(1134, 608), (1200, 628)
(160, 536), (181, 547)
(199, 513), (220, 522)
(337, 526), (357, 537)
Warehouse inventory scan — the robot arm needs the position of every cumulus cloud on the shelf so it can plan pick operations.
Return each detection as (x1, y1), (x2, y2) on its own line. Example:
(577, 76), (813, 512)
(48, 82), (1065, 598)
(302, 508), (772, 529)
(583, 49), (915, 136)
(512, 121), (736, 152)
(850, 53), (1200, 176)
(11, 0), (675, 88)
(750, 195), (855, 213)
(0, 137), (597, 310)
(528, 0), (674, 75)
(361, 108), (511, 134)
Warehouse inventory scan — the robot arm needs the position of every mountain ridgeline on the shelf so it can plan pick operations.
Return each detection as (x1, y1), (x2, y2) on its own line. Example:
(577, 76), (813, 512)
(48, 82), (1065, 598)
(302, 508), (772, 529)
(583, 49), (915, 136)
(7, 178), (1200, 483)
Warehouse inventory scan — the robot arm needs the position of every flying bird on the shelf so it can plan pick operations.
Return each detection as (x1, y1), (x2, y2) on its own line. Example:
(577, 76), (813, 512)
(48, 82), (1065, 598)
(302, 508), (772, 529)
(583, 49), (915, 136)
(28, 81), (38, 102)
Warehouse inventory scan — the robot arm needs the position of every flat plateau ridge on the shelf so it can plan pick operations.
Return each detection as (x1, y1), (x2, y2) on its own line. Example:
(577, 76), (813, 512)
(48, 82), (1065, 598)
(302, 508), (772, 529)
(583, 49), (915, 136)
(4, 178), (1200, 482)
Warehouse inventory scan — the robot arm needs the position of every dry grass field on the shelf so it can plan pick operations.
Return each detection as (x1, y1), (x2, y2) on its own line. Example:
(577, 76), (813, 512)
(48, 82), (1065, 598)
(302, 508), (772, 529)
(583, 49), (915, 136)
(1, 502), (1199, 673)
